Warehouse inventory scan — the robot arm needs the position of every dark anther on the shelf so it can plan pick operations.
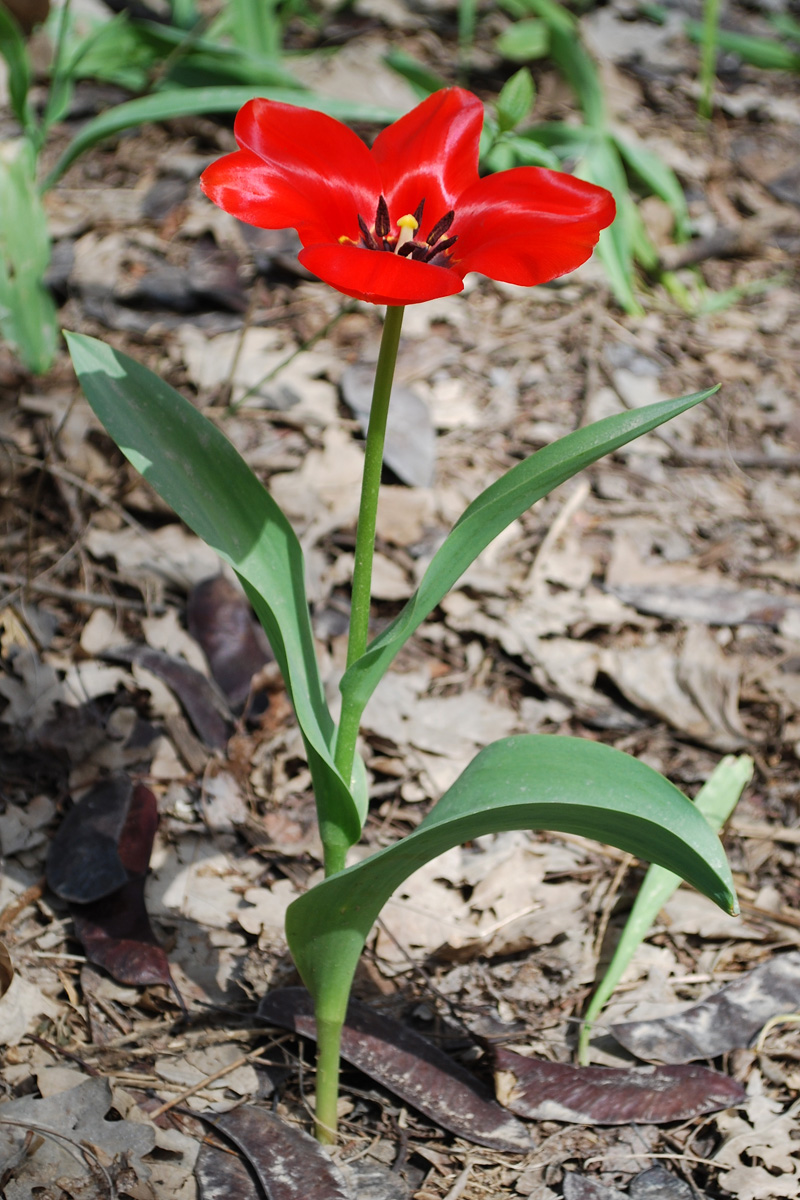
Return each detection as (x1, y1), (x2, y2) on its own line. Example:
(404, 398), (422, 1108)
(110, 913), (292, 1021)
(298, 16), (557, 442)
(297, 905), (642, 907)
(375, 195), (391, 239)
(398, 240), (425, 258)
(426, 209), (455, 246)
(357, 213), (380, 251)
(424, 234), (458, 263)
(412, 198), (426, 226)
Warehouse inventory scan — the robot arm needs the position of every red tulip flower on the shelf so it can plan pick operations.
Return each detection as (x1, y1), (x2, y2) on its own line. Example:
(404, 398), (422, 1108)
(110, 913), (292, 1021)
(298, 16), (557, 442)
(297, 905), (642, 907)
(201, 88), (615, 307)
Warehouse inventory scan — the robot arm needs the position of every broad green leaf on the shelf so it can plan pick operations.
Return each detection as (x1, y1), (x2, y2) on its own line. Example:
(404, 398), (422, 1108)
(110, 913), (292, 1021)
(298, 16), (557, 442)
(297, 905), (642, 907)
(65, 333), (363, 857)
(496, 67), (536, 133)
(495, 18), (549, 63)
(0, 139), (57, 373)
(287, 735), (738, 1025)
(43, 86), (401, 191)
(614, 133), (690, 241)
(339, 387), (716, 727)
(578, 754), (752, 1063)
(0, 4), (33, 135)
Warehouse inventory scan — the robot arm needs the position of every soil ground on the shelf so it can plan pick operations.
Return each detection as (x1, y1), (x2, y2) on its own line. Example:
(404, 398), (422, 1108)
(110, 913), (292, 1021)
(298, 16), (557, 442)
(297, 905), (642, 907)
(1, 2), (800, 1198)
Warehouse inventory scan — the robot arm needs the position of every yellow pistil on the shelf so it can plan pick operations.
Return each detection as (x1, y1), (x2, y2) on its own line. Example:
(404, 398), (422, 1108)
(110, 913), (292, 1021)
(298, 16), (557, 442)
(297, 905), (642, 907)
(395, 214), (419, 253)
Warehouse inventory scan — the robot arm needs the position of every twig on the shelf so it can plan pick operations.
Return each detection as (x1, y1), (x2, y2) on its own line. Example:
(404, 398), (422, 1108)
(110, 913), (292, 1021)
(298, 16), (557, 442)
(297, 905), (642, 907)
(0, 573), (165, 614)
(0, 879), (45, 933)
(147, 1044), (269, 1118)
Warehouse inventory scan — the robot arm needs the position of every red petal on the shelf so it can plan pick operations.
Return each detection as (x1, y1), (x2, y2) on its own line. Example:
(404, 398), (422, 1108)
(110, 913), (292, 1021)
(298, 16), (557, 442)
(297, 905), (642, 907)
(298, 243), (463, 306)
(371, 89), (483, 230)
(452, 168), (616, 286)
(200, 99), (380, 245)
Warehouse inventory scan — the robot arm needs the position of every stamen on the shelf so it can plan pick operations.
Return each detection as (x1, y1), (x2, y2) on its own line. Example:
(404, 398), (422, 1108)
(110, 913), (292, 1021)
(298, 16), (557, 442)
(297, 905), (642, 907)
(424, 234), (458, 263)
(412, 198), (426, 226)
(426, 209), (455, 246)
(395, 213), (419, 253)
(375, 195), (391, 239)
(397, 238), (425, 258)
(357, 213), (379, 251)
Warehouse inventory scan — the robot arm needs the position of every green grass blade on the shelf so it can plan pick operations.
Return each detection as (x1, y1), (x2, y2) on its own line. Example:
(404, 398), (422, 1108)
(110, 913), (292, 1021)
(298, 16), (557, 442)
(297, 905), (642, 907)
(287, 735), (738, 1027)
(0, 139), (57, 373)
(614, 134), (690, 241)
(42, 86), (401, 191)
(340, 387), (716, 725)
(577, 754), (752, 1063)
(65, 333), (362, 857)
(0, 5), (34, 136)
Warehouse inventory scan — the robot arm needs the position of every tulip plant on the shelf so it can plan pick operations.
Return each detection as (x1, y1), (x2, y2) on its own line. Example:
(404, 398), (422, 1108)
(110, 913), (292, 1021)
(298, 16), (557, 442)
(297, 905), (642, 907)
(67, 88), (737, 1143)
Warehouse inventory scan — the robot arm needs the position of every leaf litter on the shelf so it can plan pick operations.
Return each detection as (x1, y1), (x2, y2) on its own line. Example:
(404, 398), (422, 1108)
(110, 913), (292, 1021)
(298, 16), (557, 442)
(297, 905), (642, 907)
(1, 4), (800, 1197)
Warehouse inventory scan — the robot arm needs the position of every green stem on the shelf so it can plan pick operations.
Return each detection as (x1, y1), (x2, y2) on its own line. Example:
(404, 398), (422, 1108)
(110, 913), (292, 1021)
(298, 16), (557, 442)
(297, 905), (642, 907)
(334, 304), (405, 790)
(314, 1015), (344, 1144)
(699, 0), (721, 120)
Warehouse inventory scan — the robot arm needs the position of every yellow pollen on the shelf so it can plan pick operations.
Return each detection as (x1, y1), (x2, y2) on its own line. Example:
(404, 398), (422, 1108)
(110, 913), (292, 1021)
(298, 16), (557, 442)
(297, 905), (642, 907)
(395, 213), (418, 252)
(339, 234), (354, 244)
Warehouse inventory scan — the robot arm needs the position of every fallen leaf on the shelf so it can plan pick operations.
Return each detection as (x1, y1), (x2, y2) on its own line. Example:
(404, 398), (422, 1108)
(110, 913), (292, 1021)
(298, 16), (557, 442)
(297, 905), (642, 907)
(606, 583), (800, 628)
(563, 1174), (625, 1200)
(103, 644), (231, 748)
(611, 951), (800, 1063)
(0, 1076), (155, 1195)
(493, 1049), (744, 1124)
(195, 1140), (261, 1200)
(187, 575), (272, 713)
(0, 942), (12, 997)
(210, 1106), (351, 1199)
(629, 1165), (698, 1198)
(70, 784), (173, 988)
(46, 772), (133, 903)
(258, 988), (533, 1153)
(714, 1070), (800, 1200)
(341, 364), (436, 488)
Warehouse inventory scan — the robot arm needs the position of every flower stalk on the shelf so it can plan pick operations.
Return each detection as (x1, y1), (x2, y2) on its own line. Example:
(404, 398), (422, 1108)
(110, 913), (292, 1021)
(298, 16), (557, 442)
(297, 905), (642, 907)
(334, 304), (405, 799)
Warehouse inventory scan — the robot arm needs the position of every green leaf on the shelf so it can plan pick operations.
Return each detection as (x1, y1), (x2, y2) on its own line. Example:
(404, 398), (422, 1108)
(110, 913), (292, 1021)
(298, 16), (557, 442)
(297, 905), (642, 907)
(500, 133), (560, 170)
(0, 4), (33, 135)
(0, 139), (57, 373)
(384, 48), (450, 99)
(340, 386), (716, 728)
(287, 735), (738, 1025)
(495, 18), (549, 63)
(43, 86), (402, 191)
(64, 333), (363, 859)
(577, 754), (752, 1063)
(686, 20), (800, 71)
(496, 67), (536, 132)
(613, 133), (690, 241)
(579, 133), (642, 313)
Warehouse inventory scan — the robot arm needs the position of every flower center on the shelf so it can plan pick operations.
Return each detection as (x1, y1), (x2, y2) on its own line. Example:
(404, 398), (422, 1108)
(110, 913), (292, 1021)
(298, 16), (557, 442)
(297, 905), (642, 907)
(339, 196), (458, 266)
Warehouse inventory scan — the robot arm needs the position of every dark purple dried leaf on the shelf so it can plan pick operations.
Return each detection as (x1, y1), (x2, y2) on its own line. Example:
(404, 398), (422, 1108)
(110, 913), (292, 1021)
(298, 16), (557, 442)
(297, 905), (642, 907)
(493, 1049), (744, 1124)
(195, 1140), (262, 1200)
(630, 1165), (699, 1199)
(72, 876), (172, 987)
(611, 951), (800, 1063)
(104, 644), (231, 748)
(258, 988), (533, 1153)
(118, 783), (159, 876)
(46, 772), (132, 903)
(70, 783), (171, 987)
(187, 576), (271, 713)
(563, 1173), (626, 1200)
(211, 1106), (350, 1200)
